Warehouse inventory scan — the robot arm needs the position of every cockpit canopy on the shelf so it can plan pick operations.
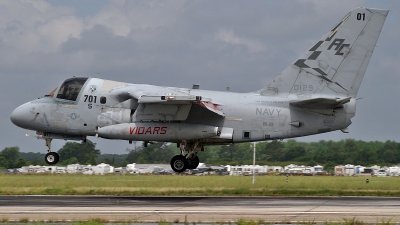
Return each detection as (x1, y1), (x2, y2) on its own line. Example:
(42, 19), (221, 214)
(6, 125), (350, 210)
(46, 77), (88, 101)
(56, 77), (88, 101)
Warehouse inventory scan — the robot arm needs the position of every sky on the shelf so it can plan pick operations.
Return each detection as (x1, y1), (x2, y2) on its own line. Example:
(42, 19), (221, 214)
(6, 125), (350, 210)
(1, 0), (400, 155)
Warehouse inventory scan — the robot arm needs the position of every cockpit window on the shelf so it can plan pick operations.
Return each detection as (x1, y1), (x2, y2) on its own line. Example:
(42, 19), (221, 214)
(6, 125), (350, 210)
(56, 77), (88, 101)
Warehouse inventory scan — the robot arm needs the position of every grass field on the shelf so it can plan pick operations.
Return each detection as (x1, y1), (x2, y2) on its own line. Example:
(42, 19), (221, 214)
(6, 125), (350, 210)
(1, 173), (399, 196)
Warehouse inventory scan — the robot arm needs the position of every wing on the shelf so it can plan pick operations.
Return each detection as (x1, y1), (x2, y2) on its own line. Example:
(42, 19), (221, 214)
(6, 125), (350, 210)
(290, 97), (351, 115)
(109, 85), (224, 121)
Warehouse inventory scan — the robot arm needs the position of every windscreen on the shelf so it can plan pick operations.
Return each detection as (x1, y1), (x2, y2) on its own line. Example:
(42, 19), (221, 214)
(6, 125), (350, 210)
(56, 77), (88, 101)
(45, 86), (58, 98)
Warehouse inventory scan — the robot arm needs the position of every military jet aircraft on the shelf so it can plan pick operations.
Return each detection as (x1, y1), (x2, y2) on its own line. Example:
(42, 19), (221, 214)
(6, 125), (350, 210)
(11, 8), (388, 172)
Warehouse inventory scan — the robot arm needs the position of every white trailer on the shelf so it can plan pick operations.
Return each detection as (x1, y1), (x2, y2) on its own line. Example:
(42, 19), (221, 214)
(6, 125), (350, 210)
(126, 163), (139, 174)
(344, 164), (355, 176)
(388, 166), (400, 176)
(92, 163), (111, 175)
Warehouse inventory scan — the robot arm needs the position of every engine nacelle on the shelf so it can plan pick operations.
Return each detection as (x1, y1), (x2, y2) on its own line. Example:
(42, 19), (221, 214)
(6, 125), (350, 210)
(97, 122), (220, 142)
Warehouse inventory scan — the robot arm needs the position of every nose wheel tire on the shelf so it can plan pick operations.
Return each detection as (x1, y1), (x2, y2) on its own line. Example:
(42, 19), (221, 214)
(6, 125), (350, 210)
(170, 155), (187, 173)
(45, 152), (60, 165)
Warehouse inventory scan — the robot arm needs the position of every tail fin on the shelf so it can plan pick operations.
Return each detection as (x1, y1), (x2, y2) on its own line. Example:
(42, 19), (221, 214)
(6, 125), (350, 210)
(259, 8), (388, 98)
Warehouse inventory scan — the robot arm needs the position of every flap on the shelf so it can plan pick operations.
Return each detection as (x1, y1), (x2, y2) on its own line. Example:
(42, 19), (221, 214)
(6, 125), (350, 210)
(196, 101), (225, 117)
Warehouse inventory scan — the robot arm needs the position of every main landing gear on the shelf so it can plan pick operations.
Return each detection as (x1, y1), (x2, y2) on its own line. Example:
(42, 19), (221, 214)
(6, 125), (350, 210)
(44, 138), (59, 165)
(170, 140), (203, 173)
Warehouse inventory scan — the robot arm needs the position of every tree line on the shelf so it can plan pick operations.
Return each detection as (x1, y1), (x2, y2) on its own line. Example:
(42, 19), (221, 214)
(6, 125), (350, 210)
(1, 139), (400, 171)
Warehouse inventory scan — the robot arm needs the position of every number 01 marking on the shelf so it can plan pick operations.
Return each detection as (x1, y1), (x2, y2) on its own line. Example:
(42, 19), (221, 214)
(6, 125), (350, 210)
(357, 13), (365, 21)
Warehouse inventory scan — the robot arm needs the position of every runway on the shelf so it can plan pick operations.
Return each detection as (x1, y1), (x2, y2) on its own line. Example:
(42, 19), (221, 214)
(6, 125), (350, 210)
(1, 196), (399, 223)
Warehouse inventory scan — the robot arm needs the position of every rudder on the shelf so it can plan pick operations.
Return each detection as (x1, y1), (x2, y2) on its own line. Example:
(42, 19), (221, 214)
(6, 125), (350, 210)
(259, 8), (389, 98)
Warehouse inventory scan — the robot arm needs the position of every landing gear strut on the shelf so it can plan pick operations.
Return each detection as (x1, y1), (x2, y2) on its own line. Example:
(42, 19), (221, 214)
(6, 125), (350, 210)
(170, 140), (203, 173)
(44, 138), (59, 165)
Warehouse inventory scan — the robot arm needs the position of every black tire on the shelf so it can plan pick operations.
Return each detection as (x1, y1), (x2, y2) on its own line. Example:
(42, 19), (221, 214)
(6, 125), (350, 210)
(186, 155), (200, 169)
(45, 152), (59, 165)
(170, 155), (187, 173)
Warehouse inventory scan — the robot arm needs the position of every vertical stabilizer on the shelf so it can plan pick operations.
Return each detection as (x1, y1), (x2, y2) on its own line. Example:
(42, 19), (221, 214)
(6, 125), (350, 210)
(259, 8), (388, 98)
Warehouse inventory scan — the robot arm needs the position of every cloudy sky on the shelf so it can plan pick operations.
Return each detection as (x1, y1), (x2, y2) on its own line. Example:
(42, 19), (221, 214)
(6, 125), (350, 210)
(2, 0), (399, 154)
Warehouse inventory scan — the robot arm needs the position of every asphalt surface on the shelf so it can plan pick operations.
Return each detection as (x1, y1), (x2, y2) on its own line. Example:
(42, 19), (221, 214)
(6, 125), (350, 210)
(0, 196), (399, 223)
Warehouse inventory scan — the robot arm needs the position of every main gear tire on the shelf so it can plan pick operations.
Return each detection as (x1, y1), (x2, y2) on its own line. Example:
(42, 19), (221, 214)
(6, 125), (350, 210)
(186, 155), (200, 169)
(170, 155), (187, 173)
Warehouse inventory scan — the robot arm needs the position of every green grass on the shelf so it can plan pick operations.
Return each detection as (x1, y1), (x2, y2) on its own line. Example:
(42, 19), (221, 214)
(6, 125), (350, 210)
(0, 173), (399, 196)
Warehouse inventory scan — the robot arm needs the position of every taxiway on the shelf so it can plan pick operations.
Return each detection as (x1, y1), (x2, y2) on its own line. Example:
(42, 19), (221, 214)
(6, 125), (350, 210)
(0, 196), (399, 223)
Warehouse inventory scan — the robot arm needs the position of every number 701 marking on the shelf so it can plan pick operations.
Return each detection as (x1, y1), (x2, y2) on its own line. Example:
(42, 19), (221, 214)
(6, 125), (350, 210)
(84, 95), (97, 103)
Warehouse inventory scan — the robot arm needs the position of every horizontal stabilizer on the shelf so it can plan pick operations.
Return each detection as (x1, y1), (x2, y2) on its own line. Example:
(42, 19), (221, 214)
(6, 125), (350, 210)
(290, 97), (351, 115)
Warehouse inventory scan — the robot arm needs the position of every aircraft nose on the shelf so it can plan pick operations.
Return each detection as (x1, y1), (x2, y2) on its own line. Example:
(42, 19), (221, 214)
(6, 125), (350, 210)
(10, 102), (33, 129)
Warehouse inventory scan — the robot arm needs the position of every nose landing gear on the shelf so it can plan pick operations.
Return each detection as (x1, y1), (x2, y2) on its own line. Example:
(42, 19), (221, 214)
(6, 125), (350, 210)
(45, 152), (60, 164)
(44, 138), (59, 165)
